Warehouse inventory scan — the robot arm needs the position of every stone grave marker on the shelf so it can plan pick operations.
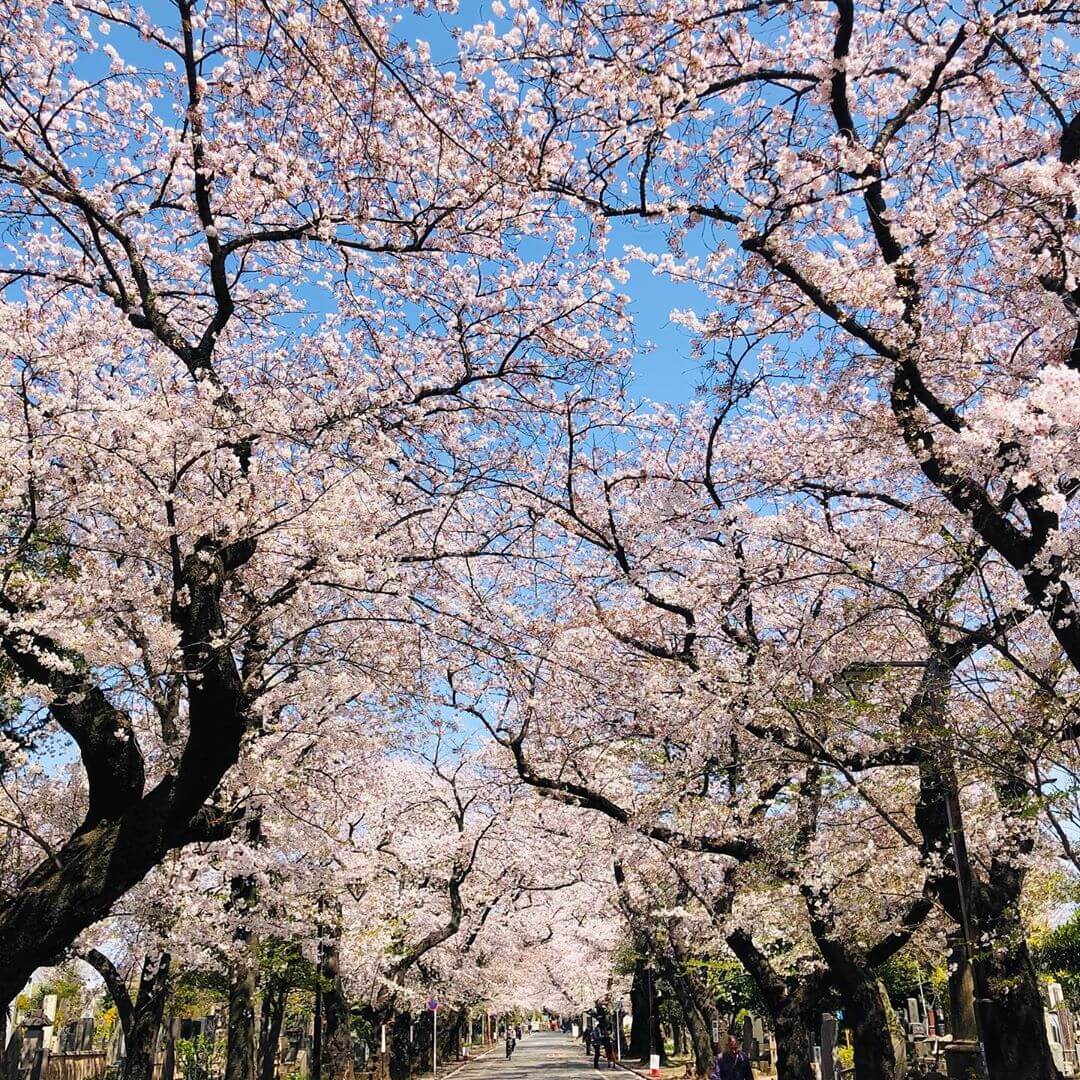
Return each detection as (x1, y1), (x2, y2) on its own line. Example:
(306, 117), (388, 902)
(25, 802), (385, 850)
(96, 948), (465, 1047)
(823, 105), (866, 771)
(75, 1017), (94, 1052)
(819, 1013), (838, 1080)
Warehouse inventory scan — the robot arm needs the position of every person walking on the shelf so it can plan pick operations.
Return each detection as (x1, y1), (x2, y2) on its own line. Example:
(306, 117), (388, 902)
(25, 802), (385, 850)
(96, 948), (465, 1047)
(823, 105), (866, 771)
(505, 1030), (516, 1060)
(709, 1036), (753, 1080)
(593, 1024), (610, 1071)
(584, 1025), (593, 1056)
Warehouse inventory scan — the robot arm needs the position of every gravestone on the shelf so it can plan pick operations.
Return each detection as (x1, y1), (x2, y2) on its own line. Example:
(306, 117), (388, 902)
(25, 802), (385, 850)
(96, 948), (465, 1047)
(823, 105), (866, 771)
(741, 1017), (753, 1057)
(75, 1018), (94, 1052)
(106, 1018), (124, 1066)
(759, 1028), (774, 1068)
(14, 1017), (48, 1080)
(1046, 1011), (1067, 1076)
(904, 998), (926, 1040)
(1057, 1003), (1077, 1063)
(162, 1018), (182, 1080)
(819, 1014), (838, 1080)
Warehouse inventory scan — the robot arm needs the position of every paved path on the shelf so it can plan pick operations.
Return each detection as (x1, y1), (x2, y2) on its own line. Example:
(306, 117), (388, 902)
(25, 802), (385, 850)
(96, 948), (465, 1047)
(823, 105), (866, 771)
(452, 1031), (624, 1080)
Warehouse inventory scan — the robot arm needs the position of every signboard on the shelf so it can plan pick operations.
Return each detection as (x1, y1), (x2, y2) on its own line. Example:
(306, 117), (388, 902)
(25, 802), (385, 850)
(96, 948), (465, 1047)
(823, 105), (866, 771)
(427, 999), (439, 1012)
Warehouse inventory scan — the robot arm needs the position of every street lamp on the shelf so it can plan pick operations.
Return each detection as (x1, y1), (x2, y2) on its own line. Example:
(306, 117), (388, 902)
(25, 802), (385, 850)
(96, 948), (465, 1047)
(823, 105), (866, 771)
(615, 999), (623, 1062)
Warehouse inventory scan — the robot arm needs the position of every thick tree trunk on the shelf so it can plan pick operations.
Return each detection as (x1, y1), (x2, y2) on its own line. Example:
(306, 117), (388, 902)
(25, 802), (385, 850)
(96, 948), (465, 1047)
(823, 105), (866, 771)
(844, 980), (903, 1080)
(318, 913), (354, 1080)
(226, 816), (261, 1080)
(0, 541), (252, 1008)
(918, 750), (1058, 1080)
(312, 976), (322, 1080)
(258, 983), (287, 1080)
(122, 953), (171, 1080)
(388, 1009), (412, 1080)
(628, 963), (652, 1061)
(225, 948), (257, 1080)
(666, 921), (720, 1071)
(726, 930), (818, 1080)
(772, 1010), (816, 1080)
(974, 889), (1058, 1080)
(805, 921), (902, 1080)
(657, 954), (712, 1077)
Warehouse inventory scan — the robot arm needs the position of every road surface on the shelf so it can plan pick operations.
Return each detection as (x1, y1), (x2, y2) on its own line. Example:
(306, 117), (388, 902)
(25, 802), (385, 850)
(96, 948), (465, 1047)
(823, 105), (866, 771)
(455, 1031), (627, 1080)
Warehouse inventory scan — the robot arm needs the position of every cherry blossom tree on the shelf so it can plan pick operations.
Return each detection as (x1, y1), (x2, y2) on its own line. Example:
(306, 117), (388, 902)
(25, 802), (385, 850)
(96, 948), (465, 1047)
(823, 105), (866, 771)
(466, 0), (1080, 687)
(447, 394), (1068, 1079)
(0, 0), (627, 1016)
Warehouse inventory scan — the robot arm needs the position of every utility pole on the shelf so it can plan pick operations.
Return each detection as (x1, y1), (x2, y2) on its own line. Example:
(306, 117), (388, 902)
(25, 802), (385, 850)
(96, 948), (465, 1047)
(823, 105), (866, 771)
(943, 778), (990, 1080)
(647, 968), (659, 1079)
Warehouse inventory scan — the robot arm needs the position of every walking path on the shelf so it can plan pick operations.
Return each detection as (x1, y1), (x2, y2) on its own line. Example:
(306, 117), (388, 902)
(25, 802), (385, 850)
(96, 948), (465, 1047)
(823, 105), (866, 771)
(448, 1030), (620, 1080)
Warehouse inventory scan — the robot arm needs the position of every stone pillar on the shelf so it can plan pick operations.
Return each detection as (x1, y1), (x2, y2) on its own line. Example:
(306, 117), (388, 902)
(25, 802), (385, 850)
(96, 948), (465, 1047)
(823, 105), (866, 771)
(819, 1014), (837, 1080)
(945, 933), (985, 1080)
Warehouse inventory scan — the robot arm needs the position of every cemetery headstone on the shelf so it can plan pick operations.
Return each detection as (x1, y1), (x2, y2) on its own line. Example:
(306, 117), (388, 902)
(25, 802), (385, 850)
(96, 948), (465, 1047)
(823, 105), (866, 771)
(819, 1014), (838, 1080)
(106, 1017), (124, 1066)
(75, 1017), (94, 1052)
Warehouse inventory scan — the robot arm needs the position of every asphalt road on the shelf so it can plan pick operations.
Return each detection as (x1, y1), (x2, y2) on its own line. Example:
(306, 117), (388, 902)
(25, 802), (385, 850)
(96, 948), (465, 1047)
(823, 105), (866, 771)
(456, 1031), (625, 1080)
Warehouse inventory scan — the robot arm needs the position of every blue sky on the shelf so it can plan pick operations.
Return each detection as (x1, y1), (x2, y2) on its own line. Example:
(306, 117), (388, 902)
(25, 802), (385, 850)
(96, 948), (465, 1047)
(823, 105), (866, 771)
(397, 2), (704, 407)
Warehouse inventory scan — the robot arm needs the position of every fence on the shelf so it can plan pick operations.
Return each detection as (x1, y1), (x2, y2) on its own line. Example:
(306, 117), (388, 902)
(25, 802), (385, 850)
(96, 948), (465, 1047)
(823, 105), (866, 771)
(43, 1053), (108, 1080)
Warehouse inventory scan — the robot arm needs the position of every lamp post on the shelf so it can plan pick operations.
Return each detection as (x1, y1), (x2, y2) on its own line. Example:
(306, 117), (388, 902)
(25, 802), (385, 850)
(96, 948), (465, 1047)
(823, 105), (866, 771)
(943, 776), (990, 1080)
(647, 969), (659, 1079)
(615, 1000), (622, 1061)
(426, 1000), (439, 1078)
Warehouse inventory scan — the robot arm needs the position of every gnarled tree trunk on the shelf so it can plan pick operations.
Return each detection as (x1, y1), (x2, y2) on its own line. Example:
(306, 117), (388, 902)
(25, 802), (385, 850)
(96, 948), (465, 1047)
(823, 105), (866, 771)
(258, 981), (288, 1080)
(84, 949), (171, 1080)
(725, 930), (820, 1080)
(319, 911), (354, 1080)
(0, 541), (253, 1008)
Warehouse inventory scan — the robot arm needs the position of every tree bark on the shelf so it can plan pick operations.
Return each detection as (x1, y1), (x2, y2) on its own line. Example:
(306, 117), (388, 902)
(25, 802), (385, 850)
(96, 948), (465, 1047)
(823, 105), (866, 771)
(628, 963), (652, 1061)
(0, 541), (253, 1007)
(387, 1009), (412, 1080)
(123, 953), (171, 1080)
(725, 930), (820, 1080)
(318, 915), (354, 1080)
(226, 816), (261, 1080)
(917, 740), (1058, 1080)
(974, 878), (1058, 1080)
(258, 983), (287, 1080)
(311, 974), (322, 1080)
(843, 979), (903, 1080)
(225, 948), (257, 1080)
(656, 953), (712, 1077)
(671, 1025), (684, 1057)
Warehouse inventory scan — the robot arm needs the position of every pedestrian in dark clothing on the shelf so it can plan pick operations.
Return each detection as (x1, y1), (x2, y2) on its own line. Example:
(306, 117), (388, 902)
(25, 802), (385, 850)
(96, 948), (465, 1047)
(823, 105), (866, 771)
(584, 1027), (593, 1055)
(505, 1032), (516, 1060)
(604, 1031), (616, 1070)
(709, 1036), (752, 1080)
(593, 1025), (610, 1071)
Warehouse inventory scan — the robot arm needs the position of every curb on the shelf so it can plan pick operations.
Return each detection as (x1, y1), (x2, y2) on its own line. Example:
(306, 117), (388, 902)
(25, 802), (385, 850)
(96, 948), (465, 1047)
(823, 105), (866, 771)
(446, 1046), (500, 1077)
(417, 1044), (499, 1080)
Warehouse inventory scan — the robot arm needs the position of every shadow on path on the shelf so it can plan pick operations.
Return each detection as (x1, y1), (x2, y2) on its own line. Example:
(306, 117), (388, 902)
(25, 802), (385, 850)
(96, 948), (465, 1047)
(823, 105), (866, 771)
(455, 1031), (615, 1080)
